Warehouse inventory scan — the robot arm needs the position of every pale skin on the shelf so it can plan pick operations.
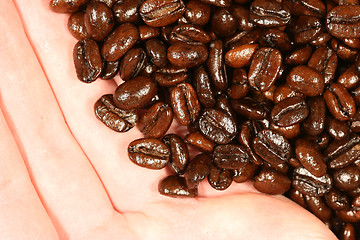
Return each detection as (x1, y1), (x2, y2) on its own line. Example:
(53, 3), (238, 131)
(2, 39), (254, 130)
(0, 1), (340, 239)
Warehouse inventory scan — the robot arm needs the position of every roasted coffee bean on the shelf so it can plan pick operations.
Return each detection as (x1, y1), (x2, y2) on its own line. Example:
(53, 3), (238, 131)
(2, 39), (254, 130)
(295, 139), (327, 177)
(288, 157), (302, 168)
(326, 5), (360, 39)
(184, 0), (211, 26)
(353, 196), (360, 219)
(248, 48), (282, 92)
(139, 0), (186, 27)
(289, 189), (307, 208)
(145, 39), (168, 68)
(230, 5), (254, 31)
(270, 122), (300, 139)
(331, 39), (358, 62)
(94, 94), (137, 132)
(336, 209), (359, 223)
(263, 162), (289, 175)
(273, 84), (305, 104)
(326, 116), (350, 140)
(253, 129), (291, 165)
(307, 46), (338, 85)
(93, 0), (117, 7)
(158, 175), (197, 197)
(283, 0), (326, 17)
(305, 195), (332, 222)
(324, 134), (360, 161)
(285, 46), (312, 66)
(128, 138), (170, 169)
(170, 24), (211, 45)
(253, 168), (291, 195)
(194, 66), (215, 108)
(138, 102), (173, 138)
(325, 189), (349, 211)
(114, 76), (158, 110)
(286, 65), (325, 97)
(73, 38), (103, 83)
(154, 71), (188, 87)
(213, 144), (249, 169)
(84, 2), (114, 41)
(225, 29), (261, 50)
(100, 60), (119, 80)
(225, 44), (258, 68)
(198, 108), (238, 145)
(271, 97), (309, 127)
(113, 0), (142, 24)
(199, 0), (231, 7)
(337, 66), (360, 90)
(138, 25), (160, 41)
(302, 96), (326, 136)
(233, 163), (258, 183)
(227, 68), (249, 100)
(324, 83), (356, 121)
(350, 109), (360, 133)
(163, 134), (189, 175)
(208, 164), (233, 190)
(168, 42), (208, 68)
(50, 0), (89, 13)
(259, 29), (292, 53)
(231, 97), (268, 120)
(207, 40), (228, 91)
(119, 48), (147, 81)
(250, 0), (291, 28)
(333, 165), (360, 192)
(343, 38), (360, 49)
(291, 15), (322, 44)
(184, 153), (212, 189)
(211, 8), (237, 37)
(67, 11), (89, 40)
(292, 167), (332, 196)
(185, 132), (215, 152)
(340, 223), (357, 240)
(102, 23), (139, 62)
(170, 83), (200, 126)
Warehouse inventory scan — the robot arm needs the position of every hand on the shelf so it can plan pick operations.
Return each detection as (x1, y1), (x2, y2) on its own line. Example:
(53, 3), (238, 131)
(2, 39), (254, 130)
(0, 1), (338, 239)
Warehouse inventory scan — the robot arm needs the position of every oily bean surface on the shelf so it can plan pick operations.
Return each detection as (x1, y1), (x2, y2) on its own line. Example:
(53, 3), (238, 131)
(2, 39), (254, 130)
(250, 0), (291, 28)
(271, 97), (309, 127)
(184, 153), (212, 189)
(213, 144), (249, 169)
(326, 5), (360, 39)
(168, 43), (208, 68)
(292, 167), (332, 196)
(208, 164), (233, 190)
(84, 2), (114, 41)
(158, 175), (197, 197)
(163, 134), (190, 175)
(253, 169), (291, 195)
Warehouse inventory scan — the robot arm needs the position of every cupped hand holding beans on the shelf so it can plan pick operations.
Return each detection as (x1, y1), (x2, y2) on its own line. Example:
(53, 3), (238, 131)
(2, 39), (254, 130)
(1, 0), (359, 239)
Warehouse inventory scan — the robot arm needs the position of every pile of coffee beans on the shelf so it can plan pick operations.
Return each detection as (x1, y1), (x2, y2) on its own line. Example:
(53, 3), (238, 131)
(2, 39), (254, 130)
(50, 0), (360, 238)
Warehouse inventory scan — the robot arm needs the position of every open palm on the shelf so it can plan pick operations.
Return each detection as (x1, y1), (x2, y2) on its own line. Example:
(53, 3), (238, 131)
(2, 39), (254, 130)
(0, 1), (339, 239)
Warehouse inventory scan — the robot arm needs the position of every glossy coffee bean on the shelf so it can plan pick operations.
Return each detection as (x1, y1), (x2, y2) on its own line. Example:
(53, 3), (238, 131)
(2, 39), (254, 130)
(225, 44), (258, 68)
(328, 143), (360, 169)
(259, 29), (292, 53)
(185, 132), (215, 153)
(93, 0), (117, 7)
(170, 83), (200, 126)
(102, 23), (139, 62)
(170, 24), (210, 45)
(145, 39), (168, 68)
(331, 39), (358, 62)
(302, 96), (326, 136)
(100, 60), (119, 80)
(184, 153), (212, 189)
(211, 8), (237, 37)
(289, 189), (307, 208)
(325, 189), (349, 211)
(273, 84), (305, 104)
(138, 25), (160, 41)
(270, 122), (300, 139)
(285, 46), (312, 66)
(248, 48), (282, 92)
(326, 116), (350, 140)
(250, 0), (291, 28)
(283, 0), (325, 17)
(114, 76), (158, 110)
(230, 5), (254, 31)
(163, 134), (190, 175)
(158, 175), (197, 197)
(253, 168), (291, 195)
(336, 209), (359, 223)
(168, 43), (208, 68)
(227, 68), (249, 100)
(119, 48), (147, 81)
(194, 66), (215, 108)
(295, 139), (327, 177)
(333, 165), (360, 192)
(338, 66), (360, 90)
(231, 97), (268, 120)
(154, 71), (188, 87)
(138, 102), (173, 138)
(67, 11), (89, 40)
(226, 29), (261, 50)
(286, 65), (325, 97)
(128, 138), (170, 169)
(213, 144), (250, 169)
(84, 2), (114, 41)
(324, 134), (360, 161)
(113, 0), (142, 24)
(292, 167), (332, 197)
(94, 94), (137, 132)
(73, 38), (103, 83)
(184, 0), (211, 26)
(233, 163), (258, 183)
(271, 97), (309, 127)
(199, 0), (231, 7)
(208, 164), (233, 190)
(326, 5), (360, 38)
(305, 195), (332, 222)
(207, 40), (228, 91)
(340, 223), (357, 240)
(139, 0), (186, 27)
(50, 0), (89, 13)
(291, 15), (322, 44)
(253, 129), (291, 165)
(198, 108), (238, 145)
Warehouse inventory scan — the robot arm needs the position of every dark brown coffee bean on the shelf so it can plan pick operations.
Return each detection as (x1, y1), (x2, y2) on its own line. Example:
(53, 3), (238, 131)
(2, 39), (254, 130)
(207, 40), (228, 91)
(286, 65), (325, 96)
(170, 83), (200, 126)
(138, 102), (173, 138)
(102, 23), (139, 62)
(295, 139), (327, 177)
(128, 138), (170, 169)
(163, 134), (189, 175)
(324, 134), (360, 161)
(94, 94), (137, 132)
(93, 0), (117, 7)
(273, 84), (305, 104)
(138, 25), (160, 41)
(288, 157), (302, 168)
(100, 60), (119, 80)
(263, 161), (289, 175)
(113, 0), (142, 24)
(213, 144), (249, 169)
(184, 0), (211, 26)
(216, 94), (237, 121)
(158, 175), (197, 197)
(230, 5), (254, 31)
(353, 196), (360, 219)
(67, 11), (89, 40)
(285, 46), (312, 66)
(326, 116), (350, 140)
(340, 223), (357, 240)
(225, 29), (261, 50)
(326, 5), (360, 39)
(336, 209), (359, 223)
(154, 71), (188, 87)
(84, 2), (114, 41)
(333, 165), (360, 192)
(270, 122), (300, 139)
(119, 48), (147, 81)
(283, 0), (326, 17)
(248, 48), (282, 92)
(50, 0), (89, 13)
(253, 129), (291, 165)
(168, 43), (208, 68)
(231, 97), (269, 120)
(331, 39), (358, 62)
(211, 8), (237, 37)
(259, 29), (293, 53)
(329, 143), (360, 170)
(291, 15), (322, 44)
(343, 38), (360, 49)
(305, 195), (332, 222)
(114, 76), (158, 110)
(338, 66), (360, 90)
(199, 0), (231, 7)
(250, 0), (291, 28)
(290, 189), (309, 210)
(233, 163), (258, 183)
(253, 168), (291, 195)
(350, 109), (360, 133)
(227, 68), (249, 100)
(194, 66), (215, 108)
(324, 83), (356, 121)
(73, 38), (103, 83)
(198, 108), (238, 145)
(184, 153), (212, 189)
(139, 0), (186, 27)
(208, 164), (233, 191)
(292, 167), (332, 196)
(170, 24), (211, 45)
(271, 96), (309, 127)
(301, 96), (325, 136)
(185, 132), (215, 152)
(225, 44), (259, 68)
(325, 189), (349, 211)
(145, 39), (168, 68)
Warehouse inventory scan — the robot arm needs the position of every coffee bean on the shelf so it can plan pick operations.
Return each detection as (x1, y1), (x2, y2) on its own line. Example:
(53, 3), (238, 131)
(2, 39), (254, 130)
(199, 0), (231, 7)
(302, 96), (326, 136)
(185, 132), (215, 152)
(119, 48), (147, 81)
(283, 0), (326, 17)
(225, 44), (259, 68)
(208, 164), (233, 190)
(170, 24), (211, 44)
(231, 97), (269, 120)
(84, 2), (114, 41)
(138, 25), (160, 41)
(50, 0), (89, 13)
(326, 116), (350, 140)
(273, 84), (305, 104)
(67, 11), (89, 40)
(336, 209), (359, 223)
(184, 153), (212, 189)
(324, 134), (360, 161)
(270, 122), (300, 139)
(326, 5), (360, 38)
(253, 168), (291, 195)
(259, 29), (292, 53)
(338, 66), (360, 90)
(285, 46), (312, 66)
(333, 165), (360, 192)
(207, 40), (228, 91)
(233, 163), (258, 183)
(193, 66), (216, 108)
(325, 189), (349, 211)
(154, 70), (188, 87)
(100, 60), (120, 80)
(213, 144), (250, 169)
(305, 195), (332, 222)
(128, 138), (170, 169)
(227, 68), (250, 100)
(289, 189), (307, 208)
(168, 42), (208, 68)
(230, 5), (254, 31)
(184, 0), (211, 26)
(271, 97), (309, 127)
(158, 175), (198, 197)
(291, 15), (322, 44)
(250, 0), (291, 28)
(340, 224), (357, 240)
(113, 0), (142, 24)
(145, 39), (168, 68)
(163, 134), (190, 175)
(331, 38), (358, 62)
(211, 8), (237, 37)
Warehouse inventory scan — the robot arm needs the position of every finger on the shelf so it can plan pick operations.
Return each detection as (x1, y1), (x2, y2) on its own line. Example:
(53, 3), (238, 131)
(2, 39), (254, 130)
(0, 107), (59, 240)
(0, 1), (132, 239)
